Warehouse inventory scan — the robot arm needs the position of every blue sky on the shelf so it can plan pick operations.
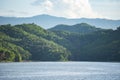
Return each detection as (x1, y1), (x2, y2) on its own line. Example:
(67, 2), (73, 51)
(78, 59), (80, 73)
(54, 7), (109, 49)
(0, 0), (120, 20)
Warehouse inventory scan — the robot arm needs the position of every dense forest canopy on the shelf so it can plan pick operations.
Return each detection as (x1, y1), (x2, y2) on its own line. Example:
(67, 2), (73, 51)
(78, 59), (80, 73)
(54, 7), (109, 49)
(0, 23), (120, 62)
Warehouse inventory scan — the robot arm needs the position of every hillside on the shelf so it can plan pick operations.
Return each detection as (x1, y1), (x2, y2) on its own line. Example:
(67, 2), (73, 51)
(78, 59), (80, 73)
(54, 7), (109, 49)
(52, 28), (120, 61)
(0, 23), (120, 62)
(0, 24), (70, 62)
(0, 14), (120, 29)
(49, 23), (103, 34)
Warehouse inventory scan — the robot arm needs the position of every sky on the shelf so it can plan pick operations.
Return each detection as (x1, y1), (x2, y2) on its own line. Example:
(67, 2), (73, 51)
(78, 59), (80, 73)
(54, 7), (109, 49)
(0, 0), (120, 20)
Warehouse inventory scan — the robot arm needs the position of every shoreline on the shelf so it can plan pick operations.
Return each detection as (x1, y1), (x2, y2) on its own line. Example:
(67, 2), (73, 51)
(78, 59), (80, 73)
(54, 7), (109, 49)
(0, 61), (120, 63)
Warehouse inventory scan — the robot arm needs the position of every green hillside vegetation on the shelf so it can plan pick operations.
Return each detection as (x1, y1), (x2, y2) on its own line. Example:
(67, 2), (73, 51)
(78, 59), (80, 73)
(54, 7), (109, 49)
(49, 23), (102, 34)
(53, 29), (120, 61)
(0, 24), (70, 62)
(0, 23), (120, 62)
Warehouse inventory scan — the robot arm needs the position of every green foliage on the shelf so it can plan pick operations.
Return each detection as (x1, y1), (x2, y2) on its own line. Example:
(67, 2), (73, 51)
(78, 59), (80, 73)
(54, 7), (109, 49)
(0, 48), (15, 62)
(53, 27), (120, 61)
(0, 23), (120, 62)
(14, 53), (22, 62)
(0, 41), (31, 62)
(0, 24), (70, 61)
(49, 23), (102, 34)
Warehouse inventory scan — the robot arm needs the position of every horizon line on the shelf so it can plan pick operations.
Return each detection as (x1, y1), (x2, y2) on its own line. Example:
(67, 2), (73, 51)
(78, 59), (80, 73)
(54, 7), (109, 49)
(0, 14), (120, 21)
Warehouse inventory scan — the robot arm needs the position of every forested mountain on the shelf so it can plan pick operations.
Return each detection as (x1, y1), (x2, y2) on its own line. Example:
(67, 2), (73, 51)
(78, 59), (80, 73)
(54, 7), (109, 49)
(52, 28), (120, 61)
(0, 14), (120, 29)
(0, 24), (70, 62)
(49, 23), (103, 34)
(0, 23), (120, 62)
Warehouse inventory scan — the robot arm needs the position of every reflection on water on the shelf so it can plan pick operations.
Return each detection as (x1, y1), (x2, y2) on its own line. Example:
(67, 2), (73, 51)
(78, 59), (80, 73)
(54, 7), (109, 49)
(0, 62), (120, 80)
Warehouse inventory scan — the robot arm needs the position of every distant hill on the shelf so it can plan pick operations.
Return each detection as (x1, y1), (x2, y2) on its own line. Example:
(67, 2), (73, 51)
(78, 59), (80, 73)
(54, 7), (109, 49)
(49, 23), (103, 34)
(0, 14), (120, 29)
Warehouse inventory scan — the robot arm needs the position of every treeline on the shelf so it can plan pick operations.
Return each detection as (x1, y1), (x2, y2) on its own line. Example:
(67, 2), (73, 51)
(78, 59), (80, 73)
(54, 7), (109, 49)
(0, 23), (120, 62)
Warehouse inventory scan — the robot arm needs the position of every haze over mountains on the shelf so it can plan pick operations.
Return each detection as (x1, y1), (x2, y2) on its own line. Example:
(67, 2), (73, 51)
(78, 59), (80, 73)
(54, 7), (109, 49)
(0, 14), (120, 29)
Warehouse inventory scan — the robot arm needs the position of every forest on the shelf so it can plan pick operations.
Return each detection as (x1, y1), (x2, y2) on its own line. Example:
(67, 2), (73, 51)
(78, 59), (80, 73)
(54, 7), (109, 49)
(0, 23), (120, 62)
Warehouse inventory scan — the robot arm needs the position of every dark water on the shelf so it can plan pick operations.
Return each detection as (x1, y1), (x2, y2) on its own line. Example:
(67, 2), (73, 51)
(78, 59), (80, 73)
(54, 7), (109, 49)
(0, 62), (120, 80)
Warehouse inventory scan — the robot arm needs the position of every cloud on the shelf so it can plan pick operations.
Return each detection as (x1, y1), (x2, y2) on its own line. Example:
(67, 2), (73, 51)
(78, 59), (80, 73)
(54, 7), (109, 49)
(32, 0), (102, 18)
(32, 0), (53, 11)
(43, 0), (53, 10)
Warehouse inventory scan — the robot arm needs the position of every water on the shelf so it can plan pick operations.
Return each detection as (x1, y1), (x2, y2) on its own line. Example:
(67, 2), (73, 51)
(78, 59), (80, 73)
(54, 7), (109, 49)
(0, 62), (120, 80)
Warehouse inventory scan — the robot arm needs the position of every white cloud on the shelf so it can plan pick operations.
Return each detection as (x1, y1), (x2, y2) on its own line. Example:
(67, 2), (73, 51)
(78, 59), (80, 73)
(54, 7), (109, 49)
(32, 0), (103, 18)
(40, 0), (53, 11)
(0, 0), (119, 19)
(0, 0), (103, 18)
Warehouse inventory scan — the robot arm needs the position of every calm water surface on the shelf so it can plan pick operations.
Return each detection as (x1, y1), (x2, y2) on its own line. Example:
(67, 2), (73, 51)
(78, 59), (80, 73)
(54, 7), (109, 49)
(0, 62), (120, 80)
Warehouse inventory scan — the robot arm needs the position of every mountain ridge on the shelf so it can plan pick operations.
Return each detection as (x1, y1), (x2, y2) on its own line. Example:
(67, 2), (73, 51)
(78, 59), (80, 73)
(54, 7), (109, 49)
(0, 14), (120, 29)
(49, 23), (104, 34)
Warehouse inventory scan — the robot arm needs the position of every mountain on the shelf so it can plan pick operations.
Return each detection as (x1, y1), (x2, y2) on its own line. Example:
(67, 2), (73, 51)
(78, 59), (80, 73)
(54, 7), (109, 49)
(0, 23), (120, 62)
(49, 23), (103, 34)
(0, 14), (120, 29)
